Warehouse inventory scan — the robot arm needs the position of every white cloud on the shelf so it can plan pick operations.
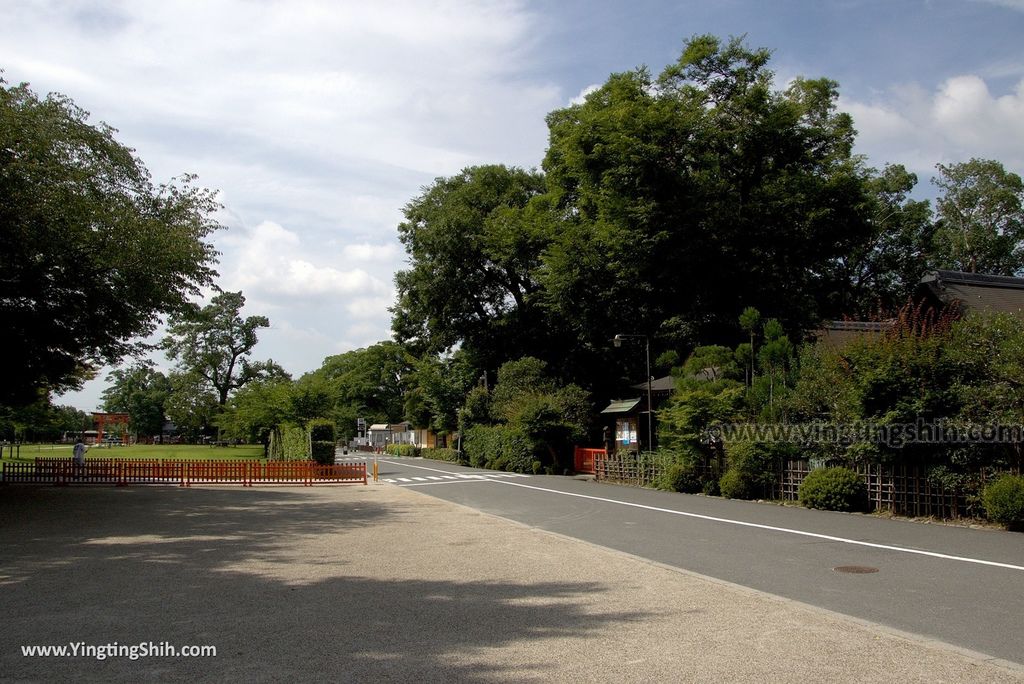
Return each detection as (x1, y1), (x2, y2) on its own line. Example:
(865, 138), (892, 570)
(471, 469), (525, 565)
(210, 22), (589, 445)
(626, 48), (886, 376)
(222, 221), (393, 303)
(0, 0), (568, 413)
(569, 83), (601, 106)
(842, 74), (1024, 177)
(340, 242), (404, 263)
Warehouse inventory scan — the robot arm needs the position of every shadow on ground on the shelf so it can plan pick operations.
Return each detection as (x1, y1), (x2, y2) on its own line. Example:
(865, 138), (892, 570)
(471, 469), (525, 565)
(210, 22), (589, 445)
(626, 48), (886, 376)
(0, 486), (648, 682)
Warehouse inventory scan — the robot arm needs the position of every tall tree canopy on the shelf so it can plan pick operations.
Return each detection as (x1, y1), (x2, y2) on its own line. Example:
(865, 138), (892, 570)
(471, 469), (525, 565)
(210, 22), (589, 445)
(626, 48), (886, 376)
(540, 35), (872, 352)
(391, 35), (885, 399)
(391, 164), (552, 372)
(297, 341), (414, 440)
(100, 362), (171, 438)
(0, 78), (220, 406)
(163, 291), (286, 407)
(828, 164), (934, 316)
(931, 158), (1024, 275)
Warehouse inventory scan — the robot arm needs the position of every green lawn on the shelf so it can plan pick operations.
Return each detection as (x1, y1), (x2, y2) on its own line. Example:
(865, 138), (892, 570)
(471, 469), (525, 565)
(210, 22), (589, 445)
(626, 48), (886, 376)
(0, 443), (266, 462)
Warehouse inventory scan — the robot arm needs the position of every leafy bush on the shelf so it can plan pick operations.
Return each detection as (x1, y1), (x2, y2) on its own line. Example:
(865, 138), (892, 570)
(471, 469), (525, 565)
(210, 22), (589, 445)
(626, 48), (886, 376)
(385, 444), (420, 458)
(657, 463), (702, 493)
(310, 440), (334, 465)
(718, 468), (749, 499)
(464, 424), (535, 473)
(421, 447), (463, 464)
(281, 424), (309, 460)
(982, 475), (1024, 528)
(799, 467), (868, 512)
(702, 478), (720, 496)
(308, 418), (335, 442)
(717, 440), (782, 499)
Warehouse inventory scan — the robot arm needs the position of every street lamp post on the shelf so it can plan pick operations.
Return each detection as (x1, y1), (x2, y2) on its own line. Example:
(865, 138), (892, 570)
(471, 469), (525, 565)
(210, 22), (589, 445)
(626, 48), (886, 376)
(613, 333), (653, 454)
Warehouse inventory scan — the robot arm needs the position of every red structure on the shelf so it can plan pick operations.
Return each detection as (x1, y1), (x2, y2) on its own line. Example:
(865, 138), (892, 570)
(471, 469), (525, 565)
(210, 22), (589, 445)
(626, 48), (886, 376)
(573, 447), (605, 475)
(91, 412), (130, 443)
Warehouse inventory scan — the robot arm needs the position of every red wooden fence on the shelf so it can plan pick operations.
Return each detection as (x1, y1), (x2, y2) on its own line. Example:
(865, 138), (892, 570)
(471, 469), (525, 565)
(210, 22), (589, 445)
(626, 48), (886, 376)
(3, 458), (366, 486)
(573, 447), (604, 475)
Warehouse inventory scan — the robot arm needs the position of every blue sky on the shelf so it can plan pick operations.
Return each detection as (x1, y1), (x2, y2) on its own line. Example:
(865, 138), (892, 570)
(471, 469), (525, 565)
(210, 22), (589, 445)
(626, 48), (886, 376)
(2, 0), (1022, 411)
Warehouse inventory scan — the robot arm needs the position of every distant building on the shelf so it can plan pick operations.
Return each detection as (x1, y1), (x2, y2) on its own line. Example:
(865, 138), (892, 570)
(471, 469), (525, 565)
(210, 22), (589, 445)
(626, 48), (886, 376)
(917, 270), (1024, 316)
(815, 270), (1024, 350)
(390, 421), (414, 445)
(814, 320), (894, 349)
(367, 424), (391, 448)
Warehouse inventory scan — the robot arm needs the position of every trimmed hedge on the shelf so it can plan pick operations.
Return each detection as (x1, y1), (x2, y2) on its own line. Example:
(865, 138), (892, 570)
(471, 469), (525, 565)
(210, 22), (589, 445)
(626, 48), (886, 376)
(982, 474), (1024, 528)
(308, 418), (335, 465)
(308, 418), (335, 442)
(464, 424), (535, 473)
(385, 444), (420, 458)
(421, 447), (462, 463)
(281, 424), (309, 460)
(311, 440), (335, 465)
(799, 467), (868, 512)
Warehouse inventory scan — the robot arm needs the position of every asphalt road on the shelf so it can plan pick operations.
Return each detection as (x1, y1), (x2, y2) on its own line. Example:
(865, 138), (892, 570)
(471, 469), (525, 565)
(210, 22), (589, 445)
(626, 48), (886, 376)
(375, 456), (1024, 665)
(6, 482), (1019, 682)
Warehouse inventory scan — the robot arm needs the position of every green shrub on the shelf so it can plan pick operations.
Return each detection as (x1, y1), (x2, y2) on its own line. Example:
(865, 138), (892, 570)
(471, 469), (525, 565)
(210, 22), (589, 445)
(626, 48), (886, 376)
(532, 460), (543, 475)
(725, 440), (782, 496)
(464, 425), (536, 473)
(385, 444), (420, 458)
(702, 478), (720, 496)
(308, 418), (336, 442)
(799, 467), (868, 512)
(982, 475), (1024, 528)
(311, 440), (334, 465)
(657, 463), (702, 493)
(718, 468), (749, 499)
(421, 447), (462, 463)
(281, 424), (309, 460)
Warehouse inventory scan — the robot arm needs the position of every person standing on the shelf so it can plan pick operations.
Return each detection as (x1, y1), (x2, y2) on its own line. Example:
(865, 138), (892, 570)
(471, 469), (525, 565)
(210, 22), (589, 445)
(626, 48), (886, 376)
(72, 437), (87, 477)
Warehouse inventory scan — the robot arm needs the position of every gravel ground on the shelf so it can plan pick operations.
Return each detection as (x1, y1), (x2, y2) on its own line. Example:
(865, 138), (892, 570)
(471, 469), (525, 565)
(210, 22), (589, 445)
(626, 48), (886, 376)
(0, 483), (1020, 683)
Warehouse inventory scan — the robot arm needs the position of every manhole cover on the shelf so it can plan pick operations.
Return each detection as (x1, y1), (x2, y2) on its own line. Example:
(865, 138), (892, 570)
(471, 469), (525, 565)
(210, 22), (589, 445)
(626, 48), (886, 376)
(833, 565), (879, 574)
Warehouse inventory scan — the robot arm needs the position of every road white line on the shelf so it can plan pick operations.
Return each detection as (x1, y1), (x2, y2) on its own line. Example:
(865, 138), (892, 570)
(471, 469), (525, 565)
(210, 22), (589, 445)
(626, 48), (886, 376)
(378, 459), (530, 479)
(427, 476), (443, 481)
(412, 477), (429, 481)
(399, 480), (491, 488)
(396, 478), (413, 482)
(490, 480), (1024, 572)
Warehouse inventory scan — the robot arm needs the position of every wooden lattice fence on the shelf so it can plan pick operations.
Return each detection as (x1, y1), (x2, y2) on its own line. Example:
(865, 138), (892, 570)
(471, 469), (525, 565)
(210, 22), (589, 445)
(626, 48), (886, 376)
(591, 448), (1018, 519)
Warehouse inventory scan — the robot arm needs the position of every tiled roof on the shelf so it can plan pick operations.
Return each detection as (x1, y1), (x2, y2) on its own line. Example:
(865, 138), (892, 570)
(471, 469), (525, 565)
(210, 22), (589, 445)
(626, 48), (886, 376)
(600, 398), (642, 414)
(920, 270), (1024, 315)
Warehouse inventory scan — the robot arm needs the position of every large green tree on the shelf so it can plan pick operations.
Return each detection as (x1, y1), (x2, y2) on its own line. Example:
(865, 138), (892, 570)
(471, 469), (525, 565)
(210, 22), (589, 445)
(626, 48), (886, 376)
(402, 350), (478, 434)
(100, 362), (171, 438)
(162, 291), (286, 407)
(217, 377), (294, 444)
(391, 165), (553, 372)
(0, 399), (91, 442)
(931, 158), (1024, 275)
(540, 35), (873, 361)
(297, 341), (415, 440)
(390, 35), (882, 401)
(0, 78), (220, 406)
(828, 164), (934, 316)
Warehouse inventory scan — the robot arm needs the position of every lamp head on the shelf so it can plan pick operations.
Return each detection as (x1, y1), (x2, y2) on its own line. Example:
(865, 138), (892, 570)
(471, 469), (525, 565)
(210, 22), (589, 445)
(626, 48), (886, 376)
(613, 334), (623, 348)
